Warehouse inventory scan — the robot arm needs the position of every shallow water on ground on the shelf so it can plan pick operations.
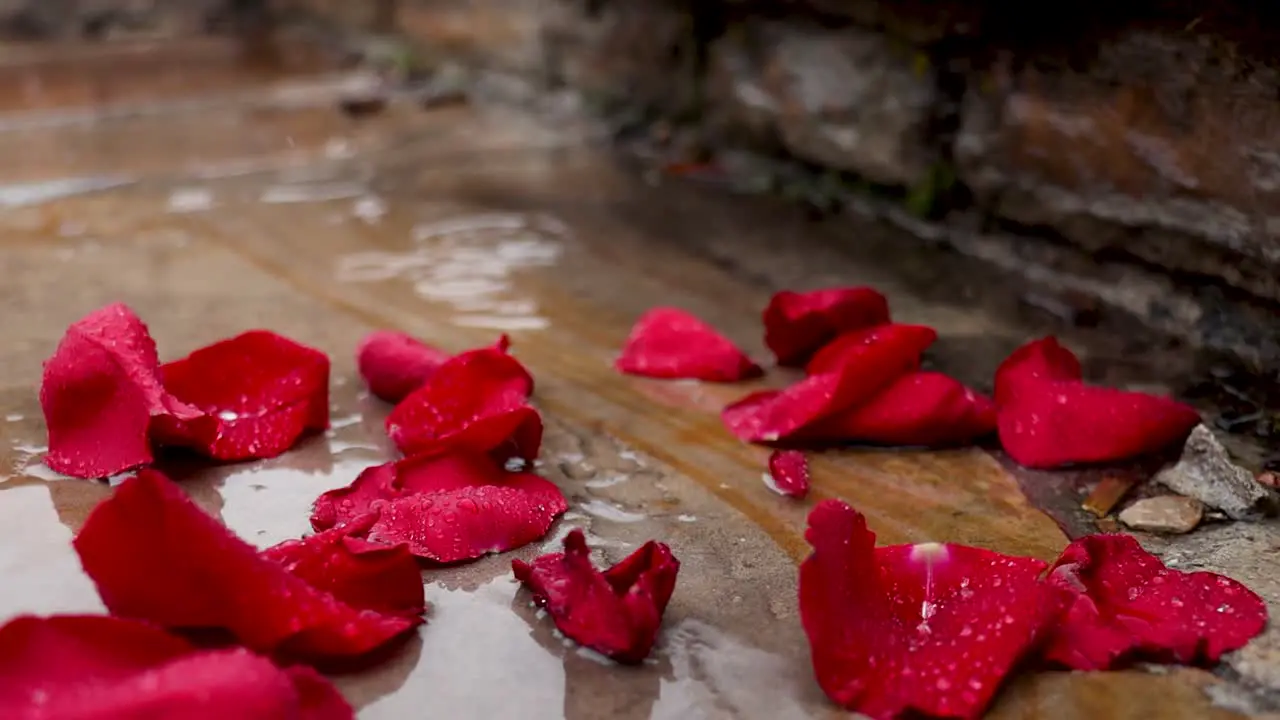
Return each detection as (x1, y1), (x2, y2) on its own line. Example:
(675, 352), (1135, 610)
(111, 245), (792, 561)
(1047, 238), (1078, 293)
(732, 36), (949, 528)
(0, 34), (1272, 719)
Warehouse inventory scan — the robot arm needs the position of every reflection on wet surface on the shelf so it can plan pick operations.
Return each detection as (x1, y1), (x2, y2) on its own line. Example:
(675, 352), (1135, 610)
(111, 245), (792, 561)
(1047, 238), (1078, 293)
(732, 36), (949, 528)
(0, 482), (104, 617)
(0, 35), (1267, 720)
(336, 212), (565, 332)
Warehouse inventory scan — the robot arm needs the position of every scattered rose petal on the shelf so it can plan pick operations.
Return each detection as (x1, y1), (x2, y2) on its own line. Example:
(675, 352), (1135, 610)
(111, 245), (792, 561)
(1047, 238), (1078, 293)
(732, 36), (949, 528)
(1041, 534), (1267, 670)
(311, 453), (568, 564)
(993, 336), (1082, 406)
(41, 307), (331, 477)
(260, 516), (426, 619)
(615, 307), (762, 382)
(386, 345), (540, 463)
(40, 304), (200, 479)
(994, 338), (1200, 468)
(764, 287), (890, 367)
(766, 450), (810, 498)
(356, 330), (452, 403)
(805, 324), (937, 376)
(0, 615), (352, 719)
(998, 382), (1200, 469)
(800, 372), (997, 447)
(723, 323), (930, 443)
(513, 529), (680, 663)
(74, 470), (421, 664)
(799, 500), (1063, 719)
(152, 331), (330, 461)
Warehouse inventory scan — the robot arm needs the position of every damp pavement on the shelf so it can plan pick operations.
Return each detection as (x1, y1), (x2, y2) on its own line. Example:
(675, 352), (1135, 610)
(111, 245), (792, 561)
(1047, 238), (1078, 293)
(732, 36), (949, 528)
(0, 36), (1278, 720)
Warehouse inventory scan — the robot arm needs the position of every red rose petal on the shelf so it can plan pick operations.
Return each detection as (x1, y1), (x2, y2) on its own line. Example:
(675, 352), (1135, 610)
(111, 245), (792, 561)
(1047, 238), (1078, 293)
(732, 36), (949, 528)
(311, 453), (568, 564)
(1042, 534), (1267, 670)
(513, 529), (680, 664)
(799, 500), (1062, 719)
(993, 336), (1082, 406)
(998, 382), (1201, 468)
(151, 330), (330, 461)
(356, 330), (452, 403)
(801, 372), (997, 447)
(0, 615), (353, 719)
(994, 337), (1201, 468)
(386, 346), (541, 463)
(260, 517), (426, 619)
(723, 323), (929, 443)
(763, 287), (891, 367)
(311, 452), (530, 529)
(366, 482), (566, 564)
(766, 450), (810, 498)
(805, 324), (937, 376)
(74, 470), (421, 664)
(40, 304), (200, 479)
(615, 307), (762, 382)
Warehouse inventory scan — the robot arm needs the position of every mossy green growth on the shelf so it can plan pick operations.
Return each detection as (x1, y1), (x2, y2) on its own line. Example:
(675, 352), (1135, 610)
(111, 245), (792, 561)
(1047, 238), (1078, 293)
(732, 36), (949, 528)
(905, 161), (957, 219)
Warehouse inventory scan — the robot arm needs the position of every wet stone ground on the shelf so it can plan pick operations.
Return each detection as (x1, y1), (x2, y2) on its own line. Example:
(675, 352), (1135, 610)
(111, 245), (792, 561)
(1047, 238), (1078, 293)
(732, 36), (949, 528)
(0, 37), (1278, 719)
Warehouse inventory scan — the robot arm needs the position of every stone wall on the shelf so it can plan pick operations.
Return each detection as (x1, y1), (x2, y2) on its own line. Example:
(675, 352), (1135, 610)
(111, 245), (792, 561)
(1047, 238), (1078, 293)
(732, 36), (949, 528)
(0, 0), (238, 38)
(19, 0), (1276, 369)
(313, 0), (1280, 370)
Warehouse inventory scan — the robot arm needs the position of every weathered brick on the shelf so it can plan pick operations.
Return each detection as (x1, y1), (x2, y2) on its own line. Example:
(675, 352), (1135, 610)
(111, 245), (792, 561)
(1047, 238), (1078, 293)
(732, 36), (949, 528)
(708, 21), (937, 187)
(956, 31), (1280, 303)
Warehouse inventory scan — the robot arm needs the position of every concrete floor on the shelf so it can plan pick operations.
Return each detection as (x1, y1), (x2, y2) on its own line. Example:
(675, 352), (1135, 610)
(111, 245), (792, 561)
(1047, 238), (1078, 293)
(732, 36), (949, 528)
(0, 37), (1276, 719)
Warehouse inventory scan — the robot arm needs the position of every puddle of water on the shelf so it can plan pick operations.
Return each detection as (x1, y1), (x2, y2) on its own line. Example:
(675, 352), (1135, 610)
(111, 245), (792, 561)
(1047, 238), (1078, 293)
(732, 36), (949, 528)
(652, 619), (814, 720)
(0, 483), (105, 617)
(166, 186), (215, 213)
(353, 195), (387, 223)
(0, 176), (133, 207)
(578, 498), (647, 524)
(352, 579), (567, 719)
(260, 182), (367, 205)
(217, 450), (384, 549)
(335, 212), (564, 333)
(585, 473), (629, 490)
(4, 442), (71, 484)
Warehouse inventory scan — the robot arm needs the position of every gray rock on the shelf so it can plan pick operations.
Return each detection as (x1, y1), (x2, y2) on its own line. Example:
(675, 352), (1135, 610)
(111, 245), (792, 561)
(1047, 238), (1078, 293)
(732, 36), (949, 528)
(760, 23), (936, 186)
(1118, 495), (1203, 534)
(1154, 425), (1272, 520)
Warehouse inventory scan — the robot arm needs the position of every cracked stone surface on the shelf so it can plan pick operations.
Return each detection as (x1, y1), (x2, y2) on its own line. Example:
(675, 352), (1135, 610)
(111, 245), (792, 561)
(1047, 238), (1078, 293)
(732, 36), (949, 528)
(0, 33), (1277, 719)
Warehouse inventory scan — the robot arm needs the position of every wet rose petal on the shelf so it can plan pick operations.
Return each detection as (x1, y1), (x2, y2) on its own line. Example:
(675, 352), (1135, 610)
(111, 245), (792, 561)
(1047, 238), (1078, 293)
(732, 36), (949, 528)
(74, 470), (421, 664)
(311, 453), (568, 564)
(799, 500), (1063, 719)
(993, 335), (1203, 466)
(723, 323), (929, 443)
(356, 330), (452, 403)
(0, 615), (352, 719)
(41, 307), (331, 476)
(615, 307), (762, 382)
(153, 330), (330, 461)
(1041, 534), (1267, 670)
(800, 372), (997, 447)
(386, 345), (541, 463)
(995, 338), (1201, 468)
(513, 529), (680, 664)
(763, 287), (890, 367)
(999, 384), (1200, 468)
(260, 517), (426, 619)
(766, 450), (810, 498)
(993, 336), (1082, 406)
(40, 303), (200, 479)
(805, 324), (937, 376)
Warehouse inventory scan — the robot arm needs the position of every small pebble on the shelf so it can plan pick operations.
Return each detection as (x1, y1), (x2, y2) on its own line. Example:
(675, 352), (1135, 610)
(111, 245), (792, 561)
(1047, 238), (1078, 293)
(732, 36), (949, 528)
(1154, 424), (1270, 520)
(1118, 495), (1204, 534)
